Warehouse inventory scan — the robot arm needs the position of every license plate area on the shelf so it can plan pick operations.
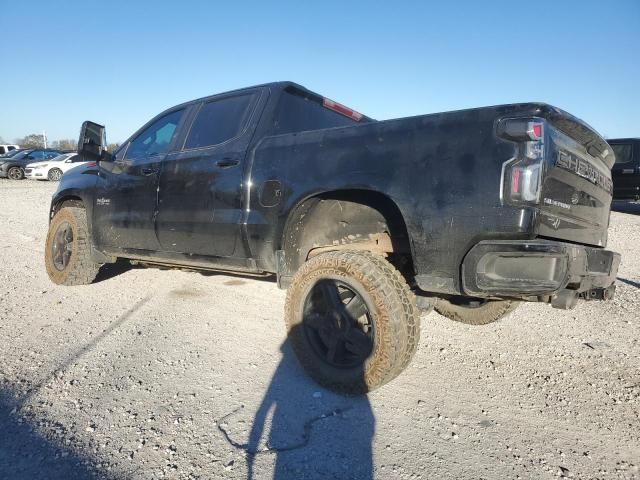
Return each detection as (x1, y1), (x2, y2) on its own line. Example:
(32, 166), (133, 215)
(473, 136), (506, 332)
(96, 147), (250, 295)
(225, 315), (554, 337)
(586, 249), (613, 275)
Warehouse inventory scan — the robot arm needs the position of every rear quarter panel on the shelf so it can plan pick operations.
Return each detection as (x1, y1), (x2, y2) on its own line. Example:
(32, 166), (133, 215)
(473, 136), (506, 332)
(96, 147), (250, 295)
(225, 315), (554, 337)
(247, 105), (537, 293)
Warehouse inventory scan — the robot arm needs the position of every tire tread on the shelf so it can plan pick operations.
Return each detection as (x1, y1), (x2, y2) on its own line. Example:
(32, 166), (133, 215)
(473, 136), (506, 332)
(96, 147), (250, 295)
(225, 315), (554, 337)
(45, 206), (100, 286)
(285, 250), (420, 393)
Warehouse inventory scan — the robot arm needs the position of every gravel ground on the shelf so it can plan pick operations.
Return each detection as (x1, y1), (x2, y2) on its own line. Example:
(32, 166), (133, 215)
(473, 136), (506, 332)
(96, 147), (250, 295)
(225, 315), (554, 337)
(0, 180), (638, 480)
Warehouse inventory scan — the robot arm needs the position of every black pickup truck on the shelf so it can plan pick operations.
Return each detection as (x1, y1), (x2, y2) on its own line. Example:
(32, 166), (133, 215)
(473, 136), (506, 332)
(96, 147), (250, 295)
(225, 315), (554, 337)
(45, 82), (620, 392)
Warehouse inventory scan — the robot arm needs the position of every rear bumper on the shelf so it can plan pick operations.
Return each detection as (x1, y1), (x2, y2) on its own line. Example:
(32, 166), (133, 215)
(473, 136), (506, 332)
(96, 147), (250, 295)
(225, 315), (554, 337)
(462, 239), (620, 308)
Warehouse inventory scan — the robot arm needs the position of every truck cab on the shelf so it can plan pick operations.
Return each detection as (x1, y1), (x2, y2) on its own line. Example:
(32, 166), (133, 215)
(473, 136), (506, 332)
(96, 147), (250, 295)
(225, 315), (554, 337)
(0, 144), (20, 155)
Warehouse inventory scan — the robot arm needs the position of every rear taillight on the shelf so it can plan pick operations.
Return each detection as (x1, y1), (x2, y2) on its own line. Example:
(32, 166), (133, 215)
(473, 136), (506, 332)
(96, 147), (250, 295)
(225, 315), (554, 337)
(498, 117), (546, 206)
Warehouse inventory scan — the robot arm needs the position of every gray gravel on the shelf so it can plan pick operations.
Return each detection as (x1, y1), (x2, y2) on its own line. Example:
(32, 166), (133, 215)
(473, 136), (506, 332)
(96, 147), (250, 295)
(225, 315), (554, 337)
(0, 180), (638, 479)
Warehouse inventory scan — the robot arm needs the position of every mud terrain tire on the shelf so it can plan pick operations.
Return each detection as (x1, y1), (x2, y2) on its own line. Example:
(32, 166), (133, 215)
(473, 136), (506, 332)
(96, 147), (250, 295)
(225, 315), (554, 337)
(435, 297), (520, 325)
(45, 206), (100, 285)
(285, 251), (419, 394)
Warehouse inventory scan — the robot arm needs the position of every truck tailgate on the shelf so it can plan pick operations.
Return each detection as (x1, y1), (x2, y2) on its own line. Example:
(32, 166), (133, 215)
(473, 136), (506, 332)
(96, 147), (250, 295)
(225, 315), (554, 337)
(536, 108), (614, 247)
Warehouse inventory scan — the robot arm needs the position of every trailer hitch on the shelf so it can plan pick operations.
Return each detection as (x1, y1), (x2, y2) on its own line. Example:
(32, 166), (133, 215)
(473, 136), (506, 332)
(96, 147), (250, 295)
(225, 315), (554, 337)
(579, 285), (616, 301)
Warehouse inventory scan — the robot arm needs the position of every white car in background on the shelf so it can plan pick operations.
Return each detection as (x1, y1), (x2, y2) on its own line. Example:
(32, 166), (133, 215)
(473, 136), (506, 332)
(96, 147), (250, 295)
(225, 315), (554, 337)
(25, 153), (86, 181)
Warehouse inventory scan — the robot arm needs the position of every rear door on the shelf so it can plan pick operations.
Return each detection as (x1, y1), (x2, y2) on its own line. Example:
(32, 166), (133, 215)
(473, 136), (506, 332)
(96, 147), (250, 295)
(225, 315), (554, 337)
(93, 108), (186, 252)
(610, 141), (640, 199)
(156, 90), (262, 257)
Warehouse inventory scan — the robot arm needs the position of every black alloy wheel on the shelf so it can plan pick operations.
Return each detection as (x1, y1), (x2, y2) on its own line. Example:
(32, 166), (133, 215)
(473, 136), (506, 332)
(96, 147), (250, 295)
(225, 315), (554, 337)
(51, 221), (74, 271)
(302, 279), (375, 369)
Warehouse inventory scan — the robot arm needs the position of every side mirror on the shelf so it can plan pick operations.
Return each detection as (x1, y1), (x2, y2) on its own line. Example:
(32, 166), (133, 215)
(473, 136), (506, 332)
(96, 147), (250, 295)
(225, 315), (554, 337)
(78, 120), (112, 162)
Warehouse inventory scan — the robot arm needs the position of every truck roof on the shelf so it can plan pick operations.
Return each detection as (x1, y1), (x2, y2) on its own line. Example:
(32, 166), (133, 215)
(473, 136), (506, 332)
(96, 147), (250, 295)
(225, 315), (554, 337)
(173, 81), (374, 122)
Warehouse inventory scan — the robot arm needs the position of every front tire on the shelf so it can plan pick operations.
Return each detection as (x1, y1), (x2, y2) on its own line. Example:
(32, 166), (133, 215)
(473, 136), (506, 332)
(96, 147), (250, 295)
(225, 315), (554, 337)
(285, 251), (420, 394)
(48, 168), (63, 181)
(8, 166), (24, 180)
(434, 297), (520, 325)
(45, 206), (100, 285)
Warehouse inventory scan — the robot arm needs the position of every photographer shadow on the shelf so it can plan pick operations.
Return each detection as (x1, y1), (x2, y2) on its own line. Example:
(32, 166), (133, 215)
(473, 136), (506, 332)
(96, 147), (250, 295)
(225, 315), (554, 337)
(243, 329), (375, 480)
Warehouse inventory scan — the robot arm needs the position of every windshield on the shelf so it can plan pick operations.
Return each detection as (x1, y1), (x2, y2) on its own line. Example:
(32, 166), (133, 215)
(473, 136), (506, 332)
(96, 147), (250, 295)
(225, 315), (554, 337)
(612, 144), (633, 164)
(49, 153), (71, 162)
(6, 150), (32, 160)
(0, 149), (23, 158)
(272, 87), (370, 136)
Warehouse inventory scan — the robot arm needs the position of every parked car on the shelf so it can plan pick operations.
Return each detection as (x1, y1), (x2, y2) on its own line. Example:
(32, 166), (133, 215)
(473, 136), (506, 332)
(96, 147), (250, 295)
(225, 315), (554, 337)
(0, 148), (64, 180)
(25, 153), (86, 181)
(0, 144), (20, 155)
(0, 148), (26, 158)
(45, 81), (620, 393)
(609, 138), (640, 200)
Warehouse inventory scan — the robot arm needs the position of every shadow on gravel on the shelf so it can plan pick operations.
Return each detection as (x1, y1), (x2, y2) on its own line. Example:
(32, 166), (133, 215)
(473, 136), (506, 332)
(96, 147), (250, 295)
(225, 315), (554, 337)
(617, 277), (640, 289)
(0, 386), (103, 479)
(0, 296), (151, 478)
(611, 200), (640, 215)
(238, 330), (374, 480)
(22, 295), (151, 404)
(93, 258), (134, 283)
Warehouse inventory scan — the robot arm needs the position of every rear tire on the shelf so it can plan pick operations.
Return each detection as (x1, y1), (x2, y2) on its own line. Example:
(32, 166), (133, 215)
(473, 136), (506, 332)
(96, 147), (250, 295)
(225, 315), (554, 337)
(8, 166), (24, 180)
(48, 168), (63, 181)
(45, 206), (100, 285)
(434, 297), (520, 325)
(285, 251), (420, 394)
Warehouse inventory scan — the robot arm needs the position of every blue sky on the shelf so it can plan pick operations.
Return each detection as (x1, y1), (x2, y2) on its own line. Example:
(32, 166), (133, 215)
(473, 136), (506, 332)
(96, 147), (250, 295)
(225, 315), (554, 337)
(1, 0), (638, 143)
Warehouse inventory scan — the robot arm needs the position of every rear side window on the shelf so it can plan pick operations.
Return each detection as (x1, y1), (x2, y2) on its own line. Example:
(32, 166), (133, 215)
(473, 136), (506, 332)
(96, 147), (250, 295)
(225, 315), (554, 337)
(612, 144), (633, 164)
(184, 94), (255, 150)
(272, 88), (362, 136)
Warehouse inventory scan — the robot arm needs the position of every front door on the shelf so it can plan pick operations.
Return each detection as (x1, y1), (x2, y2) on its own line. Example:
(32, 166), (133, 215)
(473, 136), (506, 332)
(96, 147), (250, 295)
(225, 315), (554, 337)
(156, 91), (260, 257)
(93, 109), (185, 252)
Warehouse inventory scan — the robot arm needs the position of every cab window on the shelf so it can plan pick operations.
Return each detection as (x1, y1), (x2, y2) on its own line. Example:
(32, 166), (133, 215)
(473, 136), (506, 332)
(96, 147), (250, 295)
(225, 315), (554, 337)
(125, 109), (184, 160)
(184, 94), (255, 150)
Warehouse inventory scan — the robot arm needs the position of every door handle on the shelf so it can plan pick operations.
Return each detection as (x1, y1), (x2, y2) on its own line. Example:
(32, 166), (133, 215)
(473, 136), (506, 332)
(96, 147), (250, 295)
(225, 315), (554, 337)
(216, 158), (239, 168)
(622, 169), (634, 174)
(141, 167), (158, 176)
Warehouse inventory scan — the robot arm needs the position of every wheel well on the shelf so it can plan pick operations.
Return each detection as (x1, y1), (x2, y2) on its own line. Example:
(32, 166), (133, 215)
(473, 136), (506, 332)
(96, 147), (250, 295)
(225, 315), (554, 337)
(281, 190), (414, 279)
(52, 196), (84, 218)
